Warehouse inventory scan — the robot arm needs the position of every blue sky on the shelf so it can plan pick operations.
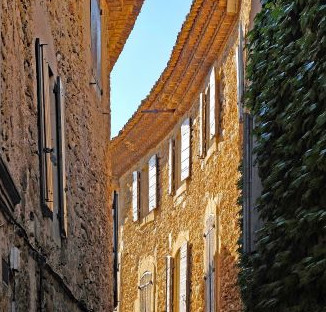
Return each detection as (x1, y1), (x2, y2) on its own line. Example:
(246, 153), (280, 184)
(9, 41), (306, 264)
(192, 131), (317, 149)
(111, 0), (193, 137)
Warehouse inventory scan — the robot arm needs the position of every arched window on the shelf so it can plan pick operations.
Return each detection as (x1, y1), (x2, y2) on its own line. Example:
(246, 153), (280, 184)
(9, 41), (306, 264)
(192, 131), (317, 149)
(139, 271), (153, 312)
(165, 241), (189, 312)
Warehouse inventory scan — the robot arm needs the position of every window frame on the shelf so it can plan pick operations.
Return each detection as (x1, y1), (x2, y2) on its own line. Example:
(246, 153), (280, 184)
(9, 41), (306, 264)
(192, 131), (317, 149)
(35, 39), (68, 238)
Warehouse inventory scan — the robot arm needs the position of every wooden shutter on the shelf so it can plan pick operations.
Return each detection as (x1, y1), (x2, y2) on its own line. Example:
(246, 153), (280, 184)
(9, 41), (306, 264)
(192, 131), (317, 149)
(236, 22), (244, 120)
(166, 256), (174, 312)
(181, 118), (191, 181)
(56, 77), (68, 237)
(148, 155), (158, 211)
(198, 93), (206, 158)
(35, 39), (47, 208)
(209, 68), (216, 138)
(179, 242), (189, 312)
(132, 171), (140, 221)
(43, 64), (54, 209)
(205, 215), (216, 312)
(168, 139), (175, 195)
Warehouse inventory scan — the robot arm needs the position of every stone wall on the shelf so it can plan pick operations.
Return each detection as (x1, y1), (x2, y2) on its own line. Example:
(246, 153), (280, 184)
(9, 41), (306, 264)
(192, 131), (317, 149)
(0, 0), (113, 311)
(117, 49), (242, 312)
(115, 1), (255, 311)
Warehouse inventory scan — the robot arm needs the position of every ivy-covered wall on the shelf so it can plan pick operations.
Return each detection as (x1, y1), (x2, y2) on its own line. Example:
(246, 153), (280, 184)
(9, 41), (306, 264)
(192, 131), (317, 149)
(241, 0), (326, 311)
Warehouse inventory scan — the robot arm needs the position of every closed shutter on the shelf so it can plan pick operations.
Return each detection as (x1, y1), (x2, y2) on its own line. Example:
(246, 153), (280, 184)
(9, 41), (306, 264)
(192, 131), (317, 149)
(132, 171), (140, 221)
(181, 118), (191, 181)
(139, 272), (153, 312)
(148, 155), (158, 211)
(166, 256), (174, 312)
(209, 68), (216, 138)
(168, 139), (175, 195)
(43, 64), (54, 209)
(205, 215), (216, 312)
(56, 77), (68, 237)
(198, 93), (206, 158)
(236, 22), (244, 120)
(179, 242), (189, 312)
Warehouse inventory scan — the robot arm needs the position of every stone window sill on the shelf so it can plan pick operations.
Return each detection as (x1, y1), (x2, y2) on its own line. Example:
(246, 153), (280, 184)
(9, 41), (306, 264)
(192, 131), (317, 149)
(139, 210), (155, 229)
(173, 180), (188, 202)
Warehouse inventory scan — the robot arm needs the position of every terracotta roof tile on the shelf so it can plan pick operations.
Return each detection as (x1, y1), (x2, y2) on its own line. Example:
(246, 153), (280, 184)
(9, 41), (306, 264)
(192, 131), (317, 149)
(112, 0), (238, 177)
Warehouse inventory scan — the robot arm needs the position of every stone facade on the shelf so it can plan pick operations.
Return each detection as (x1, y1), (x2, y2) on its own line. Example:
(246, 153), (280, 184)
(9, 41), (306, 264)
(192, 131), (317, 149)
(112, 0), (259, 311)
(0, 0), (142, 311)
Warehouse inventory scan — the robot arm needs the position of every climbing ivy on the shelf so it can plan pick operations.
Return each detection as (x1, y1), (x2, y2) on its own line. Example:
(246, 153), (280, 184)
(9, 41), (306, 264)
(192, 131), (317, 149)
(240, 1), (326, 311)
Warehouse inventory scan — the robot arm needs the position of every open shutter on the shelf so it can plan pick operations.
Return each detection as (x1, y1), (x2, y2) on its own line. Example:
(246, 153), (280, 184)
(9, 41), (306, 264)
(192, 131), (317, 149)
(56, 77), (68, 237)
(204, 229), (210, 312)
(132, 171), (140, 221)
(166, 256), (174, 312)
(168, 139), (175, 195)
(209, 68), (216, 138)
(35, 39), (47, 208)
(41, 62), (54, 210)
(236, 22), (244, 121)
(148, 155), (158, 211)
(179, 242), (189, 312)
(181, 118), (191, 181)
(199, 93), (206, 158)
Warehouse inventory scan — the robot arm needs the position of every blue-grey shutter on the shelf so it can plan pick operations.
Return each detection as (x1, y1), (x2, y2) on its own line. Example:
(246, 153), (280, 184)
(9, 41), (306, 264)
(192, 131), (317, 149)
(148, 155), (158, 211)
(181, 118), (191, 181)
(132, 171), (140, 221)
(209, 68), (216, 138)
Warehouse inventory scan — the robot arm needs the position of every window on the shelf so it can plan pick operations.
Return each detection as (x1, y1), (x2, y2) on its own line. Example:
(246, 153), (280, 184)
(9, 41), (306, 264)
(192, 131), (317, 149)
(91, 0), (102, 82)
(132, 154), (158, 222)
(168, 119), (191, 194)
(132, 171), (140, 221)
(168, 139), (175, 195)
(35, 39), (67, 237)
(2, 258), (9, 286)
(199, 67), (223, 158)
(166, 242), (189, 312)
(139, 271), (153, 312)
(148, 155), (158, 211)
(140, 165), (149, 218)
(204, 215), (216, 312)
(242, 114), (263, 253)
(0, 156), (21, 211)
(180, 119), (191, 182)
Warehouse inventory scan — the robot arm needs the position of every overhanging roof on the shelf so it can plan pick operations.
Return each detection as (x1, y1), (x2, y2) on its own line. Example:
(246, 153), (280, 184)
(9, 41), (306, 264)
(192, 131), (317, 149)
(112, 0), (238, 177)
(107, 0), (145, 70)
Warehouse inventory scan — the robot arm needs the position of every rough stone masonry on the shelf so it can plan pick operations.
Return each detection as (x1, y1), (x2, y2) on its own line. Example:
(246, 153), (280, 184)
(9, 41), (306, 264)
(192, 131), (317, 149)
(0, 0), (143, 311)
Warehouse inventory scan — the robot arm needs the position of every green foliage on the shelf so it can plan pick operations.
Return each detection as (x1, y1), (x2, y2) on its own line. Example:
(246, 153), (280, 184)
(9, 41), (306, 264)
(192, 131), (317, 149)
(240, 1), (326, 311)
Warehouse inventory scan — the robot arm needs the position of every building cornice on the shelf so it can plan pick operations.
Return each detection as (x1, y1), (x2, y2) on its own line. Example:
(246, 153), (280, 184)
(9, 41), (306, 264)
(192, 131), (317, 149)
(106, 0), (145, 71)
(112, 0), (239, 177)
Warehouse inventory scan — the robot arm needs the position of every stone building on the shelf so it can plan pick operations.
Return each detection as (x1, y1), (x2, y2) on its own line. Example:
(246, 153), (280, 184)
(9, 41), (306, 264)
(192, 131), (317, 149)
(0, 0), (143, 311)
(112, 0), (261, 311)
